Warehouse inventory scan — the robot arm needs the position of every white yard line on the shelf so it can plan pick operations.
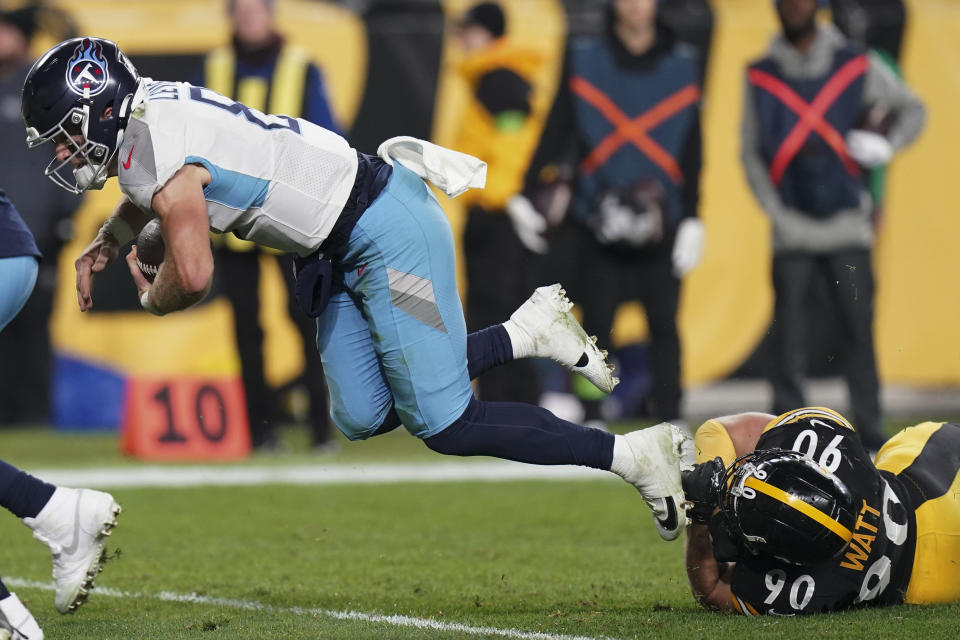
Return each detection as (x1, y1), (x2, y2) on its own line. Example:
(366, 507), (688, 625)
(4, 577), (622, 640)
(26, 461), (612, 489)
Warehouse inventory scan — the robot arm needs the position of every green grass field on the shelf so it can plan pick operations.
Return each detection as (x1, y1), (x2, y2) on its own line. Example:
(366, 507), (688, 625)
(0, 425), (957, 639)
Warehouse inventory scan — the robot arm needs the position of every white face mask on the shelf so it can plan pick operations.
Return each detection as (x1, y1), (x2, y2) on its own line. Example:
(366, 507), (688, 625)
(26, 104), (118, 194)
(73, 163), (109, 191)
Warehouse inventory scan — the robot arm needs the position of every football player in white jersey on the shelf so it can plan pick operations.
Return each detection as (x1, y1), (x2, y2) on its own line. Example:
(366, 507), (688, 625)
(22, 37), (694, 541)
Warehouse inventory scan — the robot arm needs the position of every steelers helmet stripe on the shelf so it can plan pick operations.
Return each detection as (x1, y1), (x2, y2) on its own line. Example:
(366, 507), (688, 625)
(743, 476), (853, 542)
(763, 407), (855, 433)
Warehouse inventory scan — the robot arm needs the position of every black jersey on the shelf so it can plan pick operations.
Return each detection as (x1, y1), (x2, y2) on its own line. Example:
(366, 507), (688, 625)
(729, 408), (915, 616)
(0, 190), (40, 260)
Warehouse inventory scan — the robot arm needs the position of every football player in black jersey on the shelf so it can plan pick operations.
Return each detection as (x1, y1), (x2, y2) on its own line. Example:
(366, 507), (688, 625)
(682, 407), (960, 615)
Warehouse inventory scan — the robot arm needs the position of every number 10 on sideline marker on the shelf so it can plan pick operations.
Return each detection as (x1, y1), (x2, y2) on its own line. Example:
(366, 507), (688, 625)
(121, 378), (251, 460)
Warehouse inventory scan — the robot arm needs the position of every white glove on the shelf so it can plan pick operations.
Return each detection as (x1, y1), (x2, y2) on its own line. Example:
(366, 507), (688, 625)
(505, 195), (548, 254)
(671, 217), (704, 277)
(377, 136), (486, 197)
(845, 129), (894, 169)
(594, 194), (662, 247)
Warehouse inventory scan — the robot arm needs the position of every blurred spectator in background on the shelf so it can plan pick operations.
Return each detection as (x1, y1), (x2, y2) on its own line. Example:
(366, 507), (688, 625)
(742, 0), (925, 450)
(0, 4), (79, 426)
(515, 0), (704, 428)
(453, 2), (545, 405)
(831, 0), (907, 226)
(196, 0), (339, 452)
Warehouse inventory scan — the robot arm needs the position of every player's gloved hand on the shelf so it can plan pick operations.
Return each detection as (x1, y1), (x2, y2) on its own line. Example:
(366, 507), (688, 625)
(845, 129), (894, 169)
(681, 456), (725, 524)
(506, 195), (548, 255)
(75, 219), (129, 312)
(671, 217), (705, 277)
(0, 592), (44, 640)
(593, 194), (661, 247)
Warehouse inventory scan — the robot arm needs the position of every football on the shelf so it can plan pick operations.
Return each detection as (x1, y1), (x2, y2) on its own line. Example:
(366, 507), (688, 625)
(135, 218), (165, 283)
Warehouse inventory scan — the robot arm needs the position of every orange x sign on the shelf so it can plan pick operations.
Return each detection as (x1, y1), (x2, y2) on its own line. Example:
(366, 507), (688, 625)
(748, 54), (868, 185)
(570, 76), (700, 183)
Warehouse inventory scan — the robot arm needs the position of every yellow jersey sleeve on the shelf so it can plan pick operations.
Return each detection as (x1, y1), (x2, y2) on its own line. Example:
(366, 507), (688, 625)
(694, 419), (737, 467)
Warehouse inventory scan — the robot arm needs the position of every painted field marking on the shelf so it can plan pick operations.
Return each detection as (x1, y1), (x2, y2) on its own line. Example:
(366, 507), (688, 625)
(4, 577), (622, 640)
(27, 461), (613, 489)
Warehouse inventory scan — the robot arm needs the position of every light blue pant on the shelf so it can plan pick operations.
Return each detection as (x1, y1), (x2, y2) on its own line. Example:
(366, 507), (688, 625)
(0, 256), (38, 333)
(316, 164), (474, 440)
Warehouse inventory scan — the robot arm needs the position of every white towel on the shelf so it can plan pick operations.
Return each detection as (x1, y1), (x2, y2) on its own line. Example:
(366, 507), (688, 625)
(376, 136), (487, 198)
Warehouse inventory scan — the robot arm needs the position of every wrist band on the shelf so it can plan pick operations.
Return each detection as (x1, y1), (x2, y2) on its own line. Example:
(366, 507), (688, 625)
(101, 216), (134, 246)
(140, 290), (161, 315)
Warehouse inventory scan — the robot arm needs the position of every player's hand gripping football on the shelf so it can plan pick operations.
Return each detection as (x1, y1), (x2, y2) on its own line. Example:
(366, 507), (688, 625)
(75, 230), (121, 311)
(125, 245), (153, 301)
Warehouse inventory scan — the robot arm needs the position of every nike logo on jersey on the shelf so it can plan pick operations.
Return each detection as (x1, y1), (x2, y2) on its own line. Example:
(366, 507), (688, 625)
(358, 264), (367, 277)
(122, 146), (135, 170)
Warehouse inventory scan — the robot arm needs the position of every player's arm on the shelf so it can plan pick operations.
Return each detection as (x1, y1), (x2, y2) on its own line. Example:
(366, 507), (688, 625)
(131, 164), (213, 315)
(694, 412), (773, 468)
(682, 455), (736, 612)
(682, 413), (770, 613)
(685, 523), (735, 612)
(715, 412), (773, 456)
(75, 196), (153, 311)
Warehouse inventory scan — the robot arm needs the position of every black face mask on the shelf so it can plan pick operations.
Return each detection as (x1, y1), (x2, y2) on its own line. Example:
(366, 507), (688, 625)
(708, 512), (749, 563)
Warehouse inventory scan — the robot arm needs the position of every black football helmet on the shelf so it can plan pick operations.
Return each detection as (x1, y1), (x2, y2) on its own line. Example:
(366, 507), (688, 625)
(714, 448), (857, 566)
(21, 37), (140, 193)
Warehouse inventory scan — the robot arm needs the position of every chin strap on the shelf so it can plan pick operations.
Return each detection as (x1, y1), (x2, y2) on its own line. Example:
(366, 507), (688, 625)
(118, 80), (145, 126)
(113, 81), (145, 152)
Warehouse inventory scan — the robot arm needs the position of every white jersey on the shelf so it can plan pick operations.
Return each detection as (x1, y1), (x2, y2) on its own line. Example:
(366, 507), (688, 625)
(117, 78), (358, 256)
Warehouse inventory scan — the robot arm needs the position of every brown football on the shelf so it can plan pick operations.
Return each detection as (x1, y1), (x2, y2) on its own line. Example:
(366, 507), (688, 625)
(135, 218), (164, 283)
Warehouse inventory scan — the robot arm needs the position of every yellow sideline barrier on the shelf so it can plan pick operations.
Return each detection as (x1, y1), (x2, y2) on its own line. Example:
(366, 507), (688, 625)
(44, 0), (960, 396)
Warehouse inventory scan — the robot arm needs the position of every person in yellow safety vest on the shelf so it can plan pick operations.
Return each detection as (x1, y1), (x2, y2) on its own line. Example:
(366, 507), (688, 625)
(195, 0), (339, 452)
(453, 2), (548, 405)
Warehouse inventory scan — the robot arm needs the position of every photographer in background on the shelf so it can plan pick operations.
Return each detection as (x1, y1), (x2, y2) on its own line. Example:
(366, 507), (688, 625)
(516, 0), (705, 428)
(742, 0), (925, 451)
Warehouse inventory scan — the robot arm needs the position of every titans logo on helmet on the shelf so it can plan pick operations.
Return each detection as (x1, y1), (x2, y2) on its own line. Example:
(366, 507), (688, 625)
(65, 39), (109, 97)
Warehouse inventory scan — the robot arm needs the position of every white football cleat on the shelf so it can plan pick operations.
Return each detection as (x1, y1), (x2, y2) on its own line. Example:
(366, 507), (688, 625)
(507, 284), (619, 393)
(0, 593), (43, 640)
(24, 487), (121, 614)
(617, 423), (694, 541)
